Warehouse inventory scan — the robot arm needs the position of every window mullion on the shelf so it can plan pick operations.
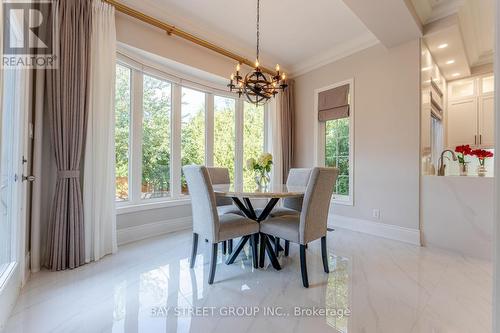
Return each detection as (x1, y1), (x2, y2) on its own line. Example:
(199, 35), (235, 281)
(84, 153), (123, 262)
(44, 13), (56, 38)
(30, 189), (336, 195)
(206, 93), (214, 166)
(130, 70), (143, 204)
(234, 99), (244, 186)
(171, 83), (182, 199)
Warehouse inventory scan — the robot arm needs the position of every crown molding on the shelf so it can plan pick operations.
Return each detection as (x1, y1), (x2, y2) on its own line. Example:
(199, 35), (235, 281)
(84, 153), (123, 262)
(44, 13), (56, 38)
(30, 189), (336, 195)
(120, 0), (291, 71)
(289, 33), (379, 78)
(425, 0), (465, 24)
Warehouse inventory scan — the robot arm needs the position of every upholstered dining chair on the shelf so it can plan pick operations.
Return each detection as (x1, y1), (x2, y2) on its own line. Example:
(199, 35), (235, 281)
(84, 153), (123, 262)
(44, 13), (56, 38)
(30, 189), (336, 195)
(206, 167), (242, 254)
(269, 168), (312, 256)
(259, 167), (339, 288)
(271, 168), (313, 217)
(184, 165), (259, 284)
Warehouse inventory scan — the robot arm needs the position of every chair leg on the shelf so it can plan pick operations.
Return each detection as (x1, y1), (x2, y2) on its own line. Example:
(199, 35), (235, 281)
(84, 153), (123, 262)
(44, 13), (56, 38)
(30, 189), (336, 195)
(284, 240), (290, 257)
(222, 241), (227, 254)
(259, 234), (266, 268)
(321, 236), (329, 273)
(250, 234), (259, 268)
(274, 237), (280, 255)
(299, 244), (309, 288)
(208, 243), (218, 285)
(228, 239), (233, 254)
(190, 233), (198, 269)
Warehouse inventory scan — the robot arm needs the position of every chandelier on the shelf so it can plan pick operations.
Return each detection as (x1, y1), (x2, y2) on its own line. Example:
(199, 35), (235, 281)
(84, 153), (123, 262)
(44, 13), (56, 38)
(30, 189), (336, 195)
(228, 0), (287, 105)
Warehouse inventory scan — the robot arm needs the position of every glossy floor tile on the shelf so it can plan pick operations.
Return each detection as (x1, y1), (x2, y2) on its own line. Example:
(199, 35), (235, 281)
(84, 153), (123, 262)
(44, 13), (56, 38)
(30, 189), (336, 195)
(5, 228), (492, 333)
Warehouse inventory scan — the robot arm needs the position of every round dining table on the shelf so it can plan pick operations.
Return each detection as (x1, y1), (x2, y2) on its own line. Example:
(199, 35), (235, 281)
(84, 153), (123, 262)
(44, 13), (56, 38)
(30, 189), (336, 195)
(212, 183), (306, 270)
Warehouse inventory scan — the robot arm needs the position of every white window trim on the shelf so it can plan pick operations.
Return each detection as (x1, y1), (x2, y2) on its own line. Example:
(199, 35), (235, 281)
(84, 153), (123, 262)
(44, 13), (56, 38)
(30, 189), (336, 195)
(313, 78), (355, 206)
(115, 54), (268, 213)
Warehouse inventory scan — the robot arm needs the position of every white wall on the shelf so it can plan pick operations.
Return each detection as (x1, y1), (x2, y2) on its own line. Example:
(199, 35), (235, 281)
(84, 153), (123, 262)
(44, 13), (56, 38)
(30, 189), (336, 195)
(294, 40), (421, 231)
(116, 13), (239, 80)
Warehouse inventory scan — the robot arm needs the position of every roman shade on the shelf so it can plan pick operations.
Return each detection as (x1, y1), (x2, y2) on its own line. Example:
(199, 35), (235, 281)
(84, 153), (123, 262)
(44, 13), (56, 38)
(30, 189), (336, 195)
(318, 84), (350, 122)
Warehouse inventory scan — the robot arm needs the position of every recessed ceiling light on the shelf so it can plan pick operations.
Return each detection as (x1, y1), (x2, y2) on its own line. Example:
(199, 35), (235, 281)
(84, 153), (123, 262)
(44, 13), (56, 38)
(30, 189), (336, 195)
(421, 66), (432, 72)
(446, 60), (455, 65)
(438, 43), (448, 49)
(452, 73), (460, 77)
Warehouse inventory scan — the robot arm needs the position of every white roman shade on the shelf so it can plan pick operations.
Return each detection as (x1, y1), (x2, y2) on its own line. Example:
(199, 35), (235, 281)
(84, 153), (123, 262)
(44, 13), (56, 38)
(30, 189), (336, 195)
(318, 84), (350, 122)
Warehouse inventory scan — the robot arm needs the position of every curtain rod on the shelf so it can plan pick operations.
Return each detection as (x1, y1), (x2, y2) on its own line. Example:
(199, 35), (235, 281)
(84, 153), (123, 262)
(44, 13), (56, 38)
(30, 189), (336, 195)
(104, 0), (277, 75)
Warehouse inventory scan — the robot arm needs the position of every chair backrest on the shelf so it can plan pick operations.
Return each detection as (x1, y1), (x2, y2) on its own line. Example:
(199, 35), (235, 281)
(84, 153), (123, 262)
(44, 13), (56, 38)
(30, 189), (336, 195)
(206, 167), (233, 206)
(299, 167), (339, 244)
(283, 168), (312, 211)
(183, 165), (219, 242)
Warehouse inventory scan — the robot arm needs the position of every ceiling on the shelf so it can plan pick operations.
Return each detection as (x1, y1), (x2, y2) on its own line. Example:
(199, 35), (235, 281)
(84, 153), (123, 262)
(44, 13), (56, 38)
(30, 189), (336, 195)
(412, 0), (494, 80)
(123, 0), (378, 76)
(423, 16), (471, 80)
(411, 0), (465, 24)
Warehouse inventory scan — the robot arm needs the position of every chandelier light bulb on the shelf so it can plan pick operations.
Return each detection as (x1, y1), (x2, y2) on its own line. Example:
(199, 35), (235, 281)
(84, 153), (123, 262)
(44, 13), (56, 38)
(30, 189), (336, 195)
(282, 73), (286, 80)
(236, 63), (240, 71)
(230, 73), (234, 80)
(275, 64), (280, 71)
(255, 59), (260, 67)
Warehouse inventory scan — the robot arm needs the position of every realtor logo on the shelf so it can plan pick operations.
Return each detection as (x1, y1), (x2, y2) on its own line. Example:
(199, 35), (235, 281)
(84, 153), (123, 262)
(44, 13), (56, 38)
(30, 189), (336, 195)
(2, 0), (58, 68)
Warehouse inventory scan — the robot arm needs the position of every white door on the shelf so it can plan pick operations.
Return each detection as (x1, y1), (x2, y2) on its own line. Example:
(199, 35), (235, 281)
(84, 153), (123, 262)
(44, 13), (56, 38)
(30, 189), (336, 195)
(0, 66), (30, 328)
(447, 98), (478, 148)
(479, 95), (494, 148)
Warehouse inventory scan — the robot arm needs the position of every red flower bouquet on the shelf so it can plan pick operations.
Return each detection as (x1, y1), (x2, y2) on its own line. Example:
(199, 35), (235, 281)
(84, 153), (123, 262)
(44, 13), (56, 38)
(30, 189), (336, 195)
(454, 145), (472, 164)
(472, 149), (494, 167)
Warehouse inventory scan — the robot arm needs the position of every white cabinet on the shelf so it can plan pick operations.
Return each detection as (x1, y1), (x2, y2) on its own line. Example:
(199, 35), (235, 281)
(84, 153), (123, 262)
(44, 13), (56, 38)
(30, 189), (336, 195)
(447, 99), (478, 147)
(479, 95), (494, 147)
(447, 75), (494, 149)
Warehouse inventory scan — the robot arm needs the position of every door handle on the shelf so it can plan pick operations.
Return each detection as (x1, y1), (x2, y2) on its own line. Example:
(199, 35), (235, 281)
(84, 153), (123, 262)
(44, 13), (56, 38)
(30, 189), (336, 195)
(474, 135), (477, 145)
(480, 135), (482, 145)
(22, 175), (35, 182)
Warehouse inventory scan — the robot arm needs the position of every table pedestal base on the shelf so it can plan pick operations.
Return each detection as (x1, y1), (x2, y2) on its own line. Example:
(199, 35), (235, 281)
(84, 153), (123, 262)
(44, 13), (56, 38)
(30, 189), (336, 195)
(226, 197), (281, 270)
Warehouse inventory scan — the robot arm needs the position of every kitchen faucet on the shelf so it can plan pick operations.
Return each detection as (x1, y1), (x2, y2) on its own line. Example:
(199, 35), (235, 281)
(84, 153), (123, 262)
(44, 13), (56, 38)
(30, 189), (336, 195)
(437, 150), (457, 176)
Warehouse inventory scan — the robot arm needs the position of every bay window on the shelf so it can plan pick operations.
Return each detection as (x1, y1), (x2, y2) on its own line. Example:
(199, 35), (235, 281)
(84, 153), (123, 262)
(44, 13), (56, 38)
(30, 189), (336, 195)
(114, 57), (268, 207)
(114, 64), (131, 201)
(141, 74), (172, 199)
(213, 96), (236, 182)
(180, 87), (205, 194)
(243, 102), (265, 188)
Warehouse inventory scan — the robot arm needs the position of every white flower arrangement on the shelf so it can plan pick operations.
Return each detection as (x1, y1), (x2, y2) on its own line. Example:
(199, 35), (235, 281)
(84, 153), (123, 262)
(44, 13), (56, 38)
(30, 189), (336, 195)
(247, 152), (273, 173)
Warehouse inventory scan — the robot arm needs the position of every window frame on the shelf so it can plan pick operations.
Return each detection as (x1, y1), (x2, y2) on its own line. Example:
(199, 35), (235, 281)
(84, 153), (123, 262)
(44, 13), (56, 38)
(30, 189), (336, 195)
(115, 54), (268, 212)
(313, 79), (355, 206)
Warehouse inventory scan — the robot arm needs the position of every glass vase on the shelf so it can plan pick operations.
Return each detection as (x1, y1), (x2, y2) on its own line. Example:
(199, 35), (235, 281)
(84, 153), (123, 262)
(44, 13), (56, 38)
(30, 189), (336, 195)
(459, 163), (469, 176)
(254, 171), (270, 188)
(477, 165), (487, 177)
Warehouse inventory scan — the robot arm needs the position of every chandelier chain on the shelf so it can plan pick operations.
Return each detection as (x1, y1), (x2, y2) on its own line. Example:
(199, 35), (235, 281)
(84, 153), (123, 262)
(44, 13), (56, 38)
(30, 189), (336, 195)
(227, 0), (287, 105)
(256, 0), (260, 61)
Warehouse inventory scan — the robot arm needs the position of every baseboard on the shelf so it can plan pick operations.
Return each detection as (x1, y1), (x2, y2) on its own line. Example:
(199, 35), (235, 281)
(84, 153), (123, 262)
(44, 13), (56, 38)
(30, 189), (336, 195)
(23, 252), (30, 286)
(117, 216), (193, 246)
(329, 214), (421, 246)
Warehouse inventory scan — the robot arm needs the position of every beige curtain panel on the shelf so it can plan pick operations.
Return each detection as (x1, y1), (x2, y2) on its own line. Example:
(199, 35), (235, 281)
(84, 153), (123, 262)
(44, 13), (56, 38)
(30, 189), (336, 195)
(318, 84), (350, 122)
(46, 0), (92, 271)
(280, 79), (295, 182)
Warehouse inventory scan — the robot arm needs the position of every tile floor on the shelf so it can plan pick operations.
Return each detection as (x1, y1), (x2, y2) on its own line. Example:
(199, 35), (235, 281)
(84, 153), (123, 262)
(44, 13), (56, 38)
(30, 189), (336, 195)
(5, 228), (492, 333)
